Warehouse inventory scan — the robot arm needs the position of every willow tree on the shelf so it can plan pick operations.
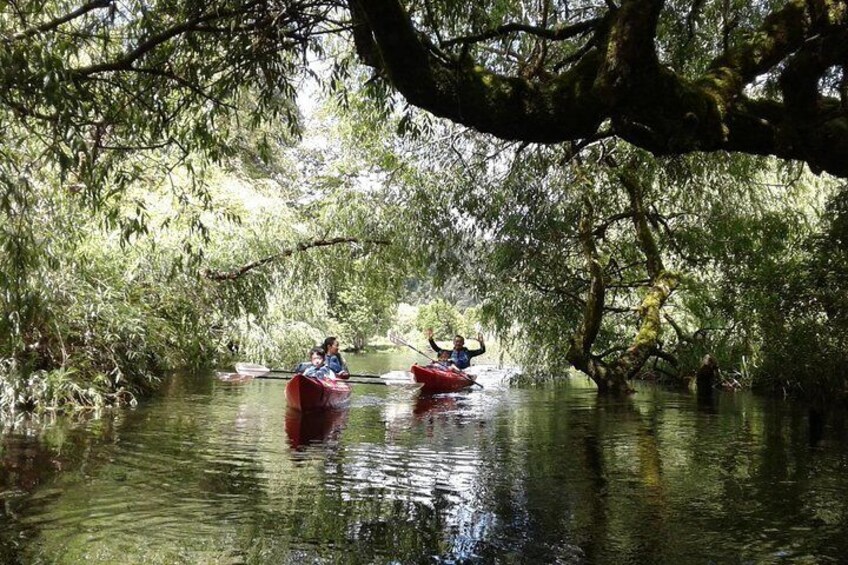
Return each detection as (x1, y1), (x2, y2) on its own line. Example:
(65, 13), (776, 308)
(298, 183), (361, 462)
(4, 0), (848, 397)
(340, 0), (848, 393)
(0, 2), (406, 409)
(1, 0), (327, 356)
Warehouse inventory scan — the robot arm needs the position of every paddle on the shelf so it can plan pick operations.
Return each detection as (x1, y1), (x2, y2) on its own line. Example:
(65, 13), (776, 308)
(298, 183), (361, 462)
(235, 363), (391, 386)
(235, 362), (381, 379)
(388, 333), (483, 389)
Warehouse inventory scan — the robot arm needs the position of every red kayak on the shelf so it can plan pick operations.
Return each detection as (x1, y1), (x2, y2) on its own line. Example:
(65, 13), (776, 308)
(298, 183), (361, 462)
(285, 373), (352, 411)
(410, 364), (476, 393)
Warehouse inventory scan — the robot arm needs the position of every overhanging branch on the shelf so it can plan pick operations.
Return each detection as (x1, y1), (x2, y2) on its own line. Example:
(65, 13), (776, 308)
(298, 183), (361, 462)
(10, 0), (113, 41)
(441, 17), (603, 48)
(204, 237), (389, 281)
(349, 0), (848, 178)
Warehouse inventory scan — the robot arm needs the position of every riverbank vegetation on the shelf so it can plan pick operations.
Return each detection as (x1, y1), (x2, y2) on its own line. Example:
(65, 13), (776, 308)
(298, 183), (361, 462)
(2, 0), (848, 411)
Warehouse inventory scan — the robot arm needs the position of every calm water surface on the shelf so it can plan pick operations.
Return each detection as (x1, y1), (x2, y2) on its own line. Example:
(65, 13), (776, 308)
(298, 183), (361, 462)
(1, 350), (847, 564)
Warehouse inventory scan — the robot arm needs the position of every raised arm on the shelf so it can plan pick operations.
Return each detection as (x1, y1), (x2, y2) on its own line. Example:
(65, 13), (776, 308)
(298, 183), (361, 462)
(426, 328), (444, 354)
(468, 333), (486, 357)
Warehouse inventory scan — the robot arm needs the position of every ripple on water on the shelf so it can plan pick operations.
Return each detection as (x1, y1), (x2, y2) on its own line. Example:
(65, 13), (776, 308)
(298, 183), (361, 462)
(4, 372), (848, 564)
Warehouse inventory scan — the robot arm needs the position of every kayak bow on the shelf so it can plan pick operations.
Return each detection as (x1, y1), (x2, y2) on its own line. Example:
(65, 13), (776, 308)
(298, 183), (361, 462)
(410, 365), (478, 393)
(286, 373), (352, 411)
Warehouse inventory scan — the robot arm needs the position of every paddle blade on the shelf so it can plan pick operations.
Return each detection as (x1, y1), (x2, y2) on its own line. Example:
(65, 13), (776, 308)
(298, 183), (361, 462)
(235, 362), (272, 377)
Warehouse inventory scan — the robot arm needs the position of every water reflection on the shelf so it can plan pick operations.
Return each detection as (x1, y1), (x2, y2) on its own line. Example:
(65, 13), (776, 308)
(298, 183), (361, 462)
(1, 372), (848, 563)
(413, 394), (458, 417)
(284, 408), (349, 450)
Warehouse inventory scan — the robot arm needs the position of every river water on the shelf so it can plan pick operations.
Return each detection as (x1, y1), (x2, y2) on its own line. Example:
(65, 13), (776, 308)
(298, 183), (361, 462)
(1, 349), (847, 563)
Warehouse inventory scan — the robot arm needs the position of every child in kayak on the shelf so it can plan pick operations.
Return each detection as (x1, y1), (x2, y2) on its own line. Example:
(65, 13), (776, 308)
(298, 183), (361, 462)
(427, 350), (470, 376)
(296, 347), (337, 380)
(432, 350), (457, 370)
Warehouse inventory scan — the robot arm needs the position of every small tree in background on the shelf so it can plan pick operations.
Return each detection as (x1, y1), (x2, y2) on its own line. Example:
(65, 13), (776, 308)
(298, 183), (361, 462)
(415, 299), (472, 339)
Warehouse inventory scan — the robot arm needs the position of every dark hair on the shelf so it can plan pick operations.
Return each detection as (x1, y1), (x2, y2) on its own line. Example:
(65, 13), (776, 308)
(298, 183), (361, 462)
(309, 347), (326, 359)
(454, 334), (465, 341)
(322, 336), (343, 364)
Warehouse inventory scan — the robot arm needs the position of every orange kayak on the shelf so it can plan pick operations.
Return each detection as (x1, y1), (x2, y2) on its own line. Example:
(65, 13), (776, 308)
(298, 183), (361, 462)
(410, 365), (476, 393)
(285, 373), (352, 411)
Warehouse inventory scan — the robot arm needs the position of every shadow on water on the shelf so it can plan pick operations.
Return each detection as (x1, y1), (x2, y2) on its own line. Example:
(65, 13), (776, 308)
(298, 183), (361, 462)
(2, 369), (848, 563)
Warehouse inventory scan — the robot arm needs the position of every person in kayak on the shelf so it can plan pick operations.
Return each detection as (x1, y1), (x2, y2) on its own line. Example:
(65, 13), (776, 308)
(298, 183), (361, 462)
(426, 328), (485, 369)
(322, 336), (350, 379)
(296, 347), (336, 380)
(429, 350), (459, 371)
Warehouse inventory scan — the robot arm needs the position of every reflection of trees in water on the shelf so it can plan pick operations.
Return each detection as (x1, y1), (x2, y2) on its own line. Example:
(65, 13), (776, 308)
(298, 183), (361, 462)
(267, 391), (501, 562)
(5, 376), (848, 562)
(0, 374), (277, 563)
(0, 413), (124, 563)
(463, 387), (848, 563)
(240, 440), (494, 562)
(471, 391), (671, 563)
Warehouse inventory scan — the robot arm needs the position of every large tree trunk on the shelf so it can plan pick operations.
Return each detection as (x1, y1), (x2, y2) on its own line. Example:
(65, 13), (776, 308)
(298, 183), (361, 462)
(566, 167), (679, 394)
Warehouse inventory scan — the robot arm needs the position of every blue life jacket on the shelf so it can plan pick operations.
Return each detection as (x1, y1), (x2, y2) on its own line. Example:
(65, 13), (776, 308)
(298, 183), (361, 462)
(303, 365), (335, 380)
(325, 354), (345, 373)
(451, 349), (472, 369)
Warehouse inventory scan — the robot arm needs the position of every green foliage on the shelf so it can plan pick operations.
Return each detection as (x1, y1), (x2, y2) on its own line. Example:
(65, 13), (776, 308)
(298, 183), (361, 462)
(415, 299), (476, 339)
(745, 186), (848, 397)
(334, 77), (847, 396)
(391, 303), (420, 337)
(1, 0), (846, 406)
(0, 91), (411, 413)
(329, 257), (402, 351)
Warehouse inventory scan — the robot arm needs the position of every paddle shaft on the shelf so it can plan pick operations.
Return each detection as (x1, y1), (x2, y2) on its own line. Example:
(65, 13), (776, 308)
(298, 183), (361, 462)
(260, 368), (382, 379)
(256, 373), (388, 386)
(389, 333), (438, 363)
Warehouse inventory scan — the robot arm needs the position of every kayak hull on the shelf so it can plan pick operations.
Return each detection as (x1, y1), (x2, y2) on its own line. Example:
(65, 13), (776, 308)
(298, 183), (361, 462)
(286, 373), (352, 411)
(410, 365), (475, 393)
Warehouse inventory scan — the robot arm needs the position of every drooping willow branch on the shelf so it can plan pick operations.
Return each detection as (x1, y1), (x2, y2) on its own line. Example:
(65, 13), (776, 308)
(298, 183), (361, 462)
(204, 237), (389, 281)
(9, 0), (113, 41)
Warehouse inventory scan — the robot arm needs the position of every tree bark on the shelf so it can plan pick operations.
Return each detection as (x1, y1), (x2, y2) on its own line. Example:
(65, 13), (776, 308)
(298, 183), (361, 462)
(566, 168), (679, 394)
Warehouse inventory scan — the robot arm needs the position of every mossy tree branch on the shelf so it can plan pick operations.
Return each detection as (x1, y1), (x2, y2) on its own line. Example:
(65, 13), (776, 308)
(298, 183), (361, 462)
(350, 0), (848, 177)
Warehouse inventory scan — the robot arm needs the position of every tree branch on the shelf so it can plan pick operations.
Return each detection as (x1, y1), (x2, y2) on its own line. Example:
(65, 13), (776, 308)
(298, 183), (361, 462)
(10, 0), (112, 41)
(577, 197), (606, 355)
(73, 1), (264, 76)
(441, 17), (603, 48)
(349, 0), (607, 143)
(350, 0), (848, 177)
(618, 167), (664, 278)
(204, 237), (389, 281)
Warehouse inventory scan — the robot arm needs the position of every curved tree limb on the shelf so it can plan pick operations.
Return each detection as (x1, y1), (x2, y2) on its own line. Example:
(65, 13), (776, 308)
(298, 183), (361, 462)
(349, 0), (848, 177)
(440, 17), (604, 48)
(204, 237), (389, 281)
(349, 0), (608, 142)
(9, 0), (113, 41)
